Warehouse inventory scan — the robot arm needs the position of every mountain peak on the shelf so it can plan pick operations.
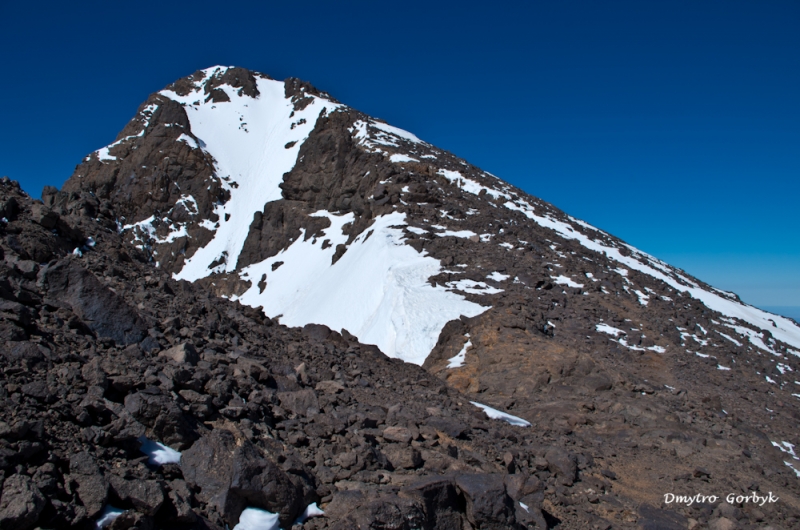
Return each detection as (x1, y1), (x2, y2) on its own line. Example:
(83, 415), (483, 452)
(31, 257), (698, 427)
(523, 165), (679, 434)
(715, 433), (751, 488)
(11, 65), (800, 528)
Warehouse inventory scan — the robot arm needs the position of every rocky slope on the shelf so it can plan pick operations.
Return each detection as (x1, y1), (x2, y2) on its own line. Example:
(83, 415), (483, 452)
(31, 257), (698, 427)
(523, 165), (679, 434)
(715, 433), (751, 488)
(2, 65), (800, 529)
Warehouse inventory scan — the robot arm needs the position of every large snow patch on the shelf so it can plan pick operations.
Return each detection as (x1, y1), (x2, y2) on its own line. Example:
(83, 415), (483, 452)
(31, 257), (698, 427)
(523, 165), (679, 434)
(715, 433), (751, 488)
(235, 211), (488, 365)
(160, 67), (341, 281)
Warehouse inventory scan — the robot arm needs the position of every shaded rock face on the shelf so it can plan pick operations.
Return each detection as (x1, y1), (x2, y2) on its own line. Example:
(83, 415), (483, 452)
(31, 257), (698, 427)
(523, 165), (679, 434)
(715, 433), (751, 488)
(0, 474), (46, 530)
(181, 429), (306, 527)
(39, 260), (147, 345)
(3, 63), (800, 529)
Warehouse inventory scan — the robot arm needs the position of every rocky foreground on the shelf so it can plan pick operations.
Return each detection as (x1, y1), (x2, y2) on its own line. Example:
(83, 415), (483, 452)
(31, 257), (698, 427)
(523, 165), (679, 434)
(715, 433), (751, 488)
(0, 178), (638, 529)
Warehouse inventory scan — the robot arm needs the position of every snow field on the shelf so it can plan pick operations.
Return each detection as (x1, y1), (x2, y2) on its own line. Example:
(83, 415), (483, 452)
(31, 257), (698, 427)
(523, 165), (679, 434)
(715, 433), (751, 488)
(236, 212), (489, 365)
(160, 67), (342, 281)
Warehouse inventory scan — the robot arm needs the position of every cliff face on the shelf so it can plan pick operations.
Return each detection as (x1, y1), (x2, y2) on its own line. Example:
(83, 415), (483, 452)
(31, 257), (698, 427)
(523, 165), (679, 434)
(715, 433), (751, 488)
(6, 64), (797, 528)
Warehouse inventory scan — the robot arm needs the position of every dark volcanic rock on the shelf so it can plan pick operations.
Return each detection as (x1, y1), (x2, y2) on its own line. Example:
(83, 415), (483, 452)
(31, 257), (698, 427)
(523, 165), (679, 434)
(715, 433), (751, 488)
(0, 475), (46, 530)
(181, 428), (305, 527)
(124, 388), (198, 448)
(69, 452), (109, 518)
(40, 259), (147, 345)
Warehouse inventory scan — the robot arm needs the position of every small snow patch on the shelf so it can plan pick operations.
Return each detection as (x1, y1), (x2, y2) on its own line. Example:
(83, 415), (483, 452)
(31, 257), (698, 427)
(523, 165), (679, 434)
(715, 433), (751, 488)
(447, 335), (471, 368)
(471, 401), (531, 427)
(390, 154), (419, 164)
(446, 279), (503, 295)
(551, 275), (584, 288)
(295, 503), (325, 525)
(436, 229), (477, 239)
(96, 506), (125, 529)
(233, 507), (280, 530)
(138, 436), (181, 466)
(596, 323), (624, 337)
(633, 290), (650, 306)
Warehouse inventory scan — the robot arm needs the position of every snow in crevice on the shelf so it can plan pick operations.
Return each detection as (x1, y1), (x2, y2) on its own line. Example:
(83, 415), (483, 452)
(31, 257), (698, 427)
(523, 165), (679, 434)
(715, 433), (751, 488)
(447, 334), (471, 368)
(138, 436), (181, 466)
(235, 211), (489, 366)
(159, 68), (342, 281)
(123, 211), (190, 250)
(96, 506), (126, 529)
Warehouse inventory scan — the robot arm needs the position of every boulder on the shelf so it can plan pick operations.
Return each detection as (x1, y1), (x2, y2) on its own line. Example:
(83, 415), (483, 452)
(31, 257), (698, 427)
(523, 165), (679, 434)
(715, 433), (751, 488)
(124, 388), (198, 449)
(0, 474), (45, 530)
(40, 260), (147, 345)
(69, 452), (108, 518)
(400, 476), (464, 529)
(545, 447), (577, 485)
(180, 429), (305, 528)
(159, 343), (199, 365)
(384, 445), (423, 470)
(455, 473), (517, 529)
(383, 426), (413, 444)
(277, 389), (319, 416)
(109, 475), (165, 516)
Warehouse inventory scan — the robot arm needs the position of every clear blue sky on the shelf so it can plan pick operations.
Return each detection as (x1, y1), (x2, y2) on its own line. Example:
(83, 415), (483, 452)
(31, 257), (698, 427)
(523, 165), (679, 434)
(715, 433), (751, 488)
(1, 1), (797, 316)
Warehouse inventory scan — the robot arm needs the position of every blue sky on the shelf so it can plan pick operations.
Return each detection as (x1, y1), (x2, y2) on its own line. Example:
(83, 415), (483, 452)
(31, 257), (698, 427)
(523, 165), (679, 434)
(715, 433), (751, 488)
(1, 1), (797, 316)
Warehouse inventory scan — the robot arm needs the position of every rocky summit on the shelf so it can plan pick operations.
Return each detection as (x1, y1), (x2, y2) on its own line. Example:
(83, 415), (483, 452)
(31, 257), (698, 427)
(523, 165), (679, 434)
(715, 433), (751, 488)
(1, 65), (799, 529)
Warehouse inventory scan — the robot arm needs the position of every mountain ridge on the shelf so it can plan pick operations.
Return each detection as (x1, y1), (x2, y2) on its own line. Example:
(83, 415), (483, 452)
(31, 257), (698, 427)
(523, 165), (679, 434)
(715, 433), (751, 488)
(62, 65), (800, 363)
(8, 64), (798, 529)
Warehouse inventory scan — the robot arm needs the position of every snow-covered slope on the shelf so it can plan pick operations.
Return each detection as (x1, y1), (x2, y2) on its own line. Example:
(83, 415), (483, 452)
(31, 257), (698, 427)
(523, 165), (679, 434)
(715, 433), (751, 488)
(235, 211), (487, 365)
(76, 65), (800, 369)
(145, 66), (487, 364)
(159, 68), (341, 280)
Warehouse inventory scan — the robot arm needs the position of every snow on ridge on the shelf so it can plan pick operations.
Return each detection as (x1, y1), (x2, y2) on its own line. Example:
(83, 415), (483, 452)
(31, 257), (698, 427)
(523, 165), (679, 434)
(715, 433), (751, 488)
(371, 120), (423, 144)
(350, 118), (427, 160)
(159, 74), (342, 281)
(235, 211), (489, 366)
(93, 103), (159, 162)
(438, 169), (511, 201)
(500, 197), (800, 351)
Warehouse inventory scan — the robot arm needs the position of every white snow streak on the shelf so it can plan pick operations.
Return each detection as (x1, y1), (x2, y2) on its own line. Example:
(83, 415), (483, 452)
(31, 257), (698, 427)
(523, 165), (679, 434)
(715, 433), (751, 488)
(447, 335), (471, 368)
(161, 67), (342, 281)
(471, 401), (531, 427)
(499, 197), (800, 351)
